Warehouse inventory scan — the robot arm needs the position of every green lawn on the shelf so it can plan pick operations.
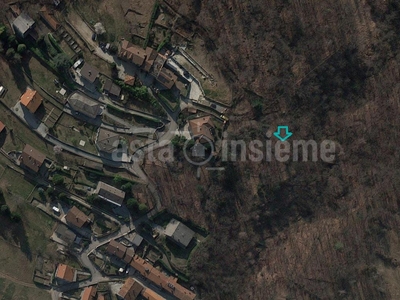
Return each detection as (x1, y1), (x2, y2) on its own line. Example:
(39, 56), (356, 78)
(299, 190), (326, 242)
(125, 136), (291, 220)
(72, 1), (131, 43)
(0, 168), (36, 200)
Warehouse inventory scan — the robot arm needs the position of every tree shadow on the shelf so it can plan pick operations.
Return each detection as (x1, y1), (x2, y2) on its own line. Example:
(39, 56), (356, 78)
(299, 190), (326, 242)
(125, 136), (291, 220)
(9, 63), (28, 93)
(21, 56), (33, 83)
(0, 216), (32, 260)
(0, 130), (7, 148)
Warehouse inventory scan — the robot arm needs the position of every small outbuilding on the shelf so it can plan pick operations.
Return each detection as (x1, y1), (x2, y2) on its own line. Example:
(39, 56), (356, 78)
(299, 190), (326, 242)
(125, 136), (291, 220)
(165, 219), (195, 248)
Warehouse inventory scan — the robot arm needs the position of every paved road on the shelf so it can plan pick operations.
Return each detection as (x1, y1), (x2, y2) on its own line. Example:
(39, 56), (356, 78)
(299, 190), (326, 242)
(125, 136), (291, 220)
(103, 109), (157, 136)
(47, 11), (219, 300)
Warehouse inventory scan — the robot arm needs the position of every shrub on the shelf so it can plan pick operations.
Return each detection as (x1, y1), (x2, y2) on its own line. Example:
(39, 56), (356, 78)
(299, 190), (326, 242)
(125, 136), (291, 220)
(1, 204), (10, 216)
(5, 48), (15, 59)
(48, 33), (63, 53)
(11, 212), (21, 223)
(58, 193), (67, 201)
(86, 194), (100, 204)
(138, 203), (148, 213)
(121, 182), (133, 193)
(127, 198), (139, 210)
(7, 35), (17, 47)
(12, 53), (22, 64)
(113, 174), (124, 185)
(47, 187), (54, 196)
(17, 44), (26, 54)
(52, 174), (64, 186)
(38, 187), (45, 196)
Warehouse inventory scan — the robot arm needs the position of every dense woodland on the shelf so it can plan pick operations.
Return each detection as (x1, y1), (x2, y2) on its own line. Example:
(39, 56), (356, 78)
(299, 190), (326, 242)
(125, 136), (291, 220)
(149, 0), (400, 299)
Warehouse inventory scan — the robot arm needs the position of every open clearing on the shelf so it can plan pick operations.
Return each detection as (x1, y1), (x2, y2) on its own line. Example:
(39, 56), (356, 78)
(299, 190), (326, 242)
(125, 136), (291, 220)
(72, 0), (155, 43)
(54, 113), (98, 154)
(0, 277), (51, 300)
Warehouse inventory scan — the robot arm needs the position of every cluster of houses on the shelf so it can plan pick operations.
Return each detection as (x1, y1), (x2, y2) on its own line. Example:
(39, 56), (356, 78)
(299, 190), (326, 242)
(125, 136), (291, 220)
(117, 254), (195, 300)
(118, 40), (178, 90)
(103, 219), (195, 300)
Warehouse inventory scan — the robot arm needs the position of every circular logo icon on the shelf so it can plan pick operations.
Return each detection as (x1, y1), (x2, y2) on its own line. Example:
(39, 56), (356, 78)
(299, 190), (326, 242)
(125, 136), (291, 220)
(183, 136), (214, 166)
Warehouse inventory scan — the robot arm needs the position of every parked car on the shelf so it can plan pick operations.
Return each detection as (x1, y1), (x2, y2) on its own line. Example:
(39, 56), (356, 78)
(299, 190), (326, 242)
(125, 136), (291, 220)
(54, 79), (59, 86)
(92, 33), (97, 41)
(52, 206), (60, 214)
(220, 114), (229, 121)
(0, 86), (5, 97)
(210, 103), (217, 109)
(73, 58), (84, 69)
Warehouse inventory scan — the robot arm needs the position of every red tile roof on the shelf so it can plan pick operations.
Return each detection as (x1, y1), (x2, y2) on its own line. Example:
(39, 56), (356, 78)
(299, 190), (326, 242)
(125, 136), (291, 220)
(81, 286), (97, 300)
(20, 89), (43, 113)
(56, 264), (75, 282)
(130, 255), (195, 300)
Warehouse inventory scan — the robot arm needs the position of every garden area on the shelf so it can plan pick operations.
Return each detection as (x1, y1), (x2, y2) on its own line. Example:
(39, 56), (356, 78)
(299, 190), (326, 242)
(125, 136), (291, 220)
(53, 114), (98, 154)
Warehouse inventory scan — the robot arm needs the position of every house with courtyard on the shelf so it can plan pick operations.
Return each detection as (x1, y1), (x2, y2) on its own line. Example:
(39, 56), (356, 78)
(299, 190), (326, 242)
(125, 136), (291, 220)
(118, 40), (177, 89)
(130, 255), (196, 300)
(188, 116), (215, 143)
(148, 53), (177, 89)
(20, 88), (43, 114)
(107, 239), (127, 260)
(103, 79), (121, 98)
(165, 219), (195, 248)
(143, 47), (158, 72)
(68, 92), (102, 118)
(65, 206), (90, 229)
(19, 144), (46, 173)
(55, 263), (76, 284)
(95, 181), (125, 206)
(12, 12), (35, 38)
(118, 40), (146, 66)
(80, 62), (100, 84)
(155, 67), (178, 89)
(117, 277), (143, 300)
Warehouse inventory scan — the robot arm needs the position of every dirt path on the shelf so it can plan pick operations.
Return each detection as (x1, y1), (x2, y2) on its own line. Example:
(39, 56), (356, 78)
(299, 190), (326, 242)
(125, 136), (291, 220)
(0, 271), (36, 288)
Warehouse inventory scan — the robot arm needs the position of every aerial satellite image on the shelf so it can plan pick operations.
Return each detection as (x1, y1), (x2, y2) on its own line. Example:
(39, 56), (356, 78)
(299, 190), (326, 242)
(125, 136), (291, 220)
(0, 0), (398, 299)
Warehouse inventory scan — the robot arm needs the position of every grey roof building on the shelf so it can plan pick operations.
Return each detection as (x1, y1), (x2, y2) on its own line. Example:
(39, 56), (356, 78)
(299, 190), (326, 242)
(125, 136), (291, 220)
(96, 128), (121, 153)
(80, 62), (99, 83)
(54, 224), (76, 245)
(165, 219), (195, 248)
(103, 79), (121, 97)
(68, 92), (102, 118)
(95, 181), (125, 206)
(13, 12), (35, 38)
(132, 233), (143, 249)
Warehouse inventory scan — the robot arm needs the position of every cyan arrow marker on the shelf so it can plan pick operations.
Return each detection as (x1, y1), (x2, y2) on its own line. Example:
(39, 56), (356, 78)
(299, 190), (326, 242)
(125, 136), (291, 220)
(273, 126), (292, 141)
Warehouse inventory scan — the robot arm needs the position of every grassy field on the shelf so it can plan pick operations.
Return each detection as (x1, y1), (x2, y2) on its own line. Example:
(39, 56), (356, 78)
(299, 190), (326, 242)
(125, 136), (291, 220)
(0, 277), (51, 300)
(26, 58), (59, 97)
(72, 0), (132, 43)
(0, 168), (36, 200)
(54, 114), (98, 154)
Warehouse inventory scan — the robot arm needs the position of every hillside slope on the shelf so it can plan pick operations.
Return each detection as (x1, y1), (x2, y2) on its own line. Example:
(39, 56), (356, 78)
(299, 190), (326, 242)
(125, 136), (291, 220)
(147, 0), (400, 299)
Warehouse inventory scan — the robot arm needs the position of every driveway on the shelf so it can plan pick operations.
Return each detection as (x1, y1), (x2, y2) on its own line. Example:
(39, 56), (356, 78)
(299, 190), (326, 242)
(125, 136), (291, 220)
(12, 102), (48, 137)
